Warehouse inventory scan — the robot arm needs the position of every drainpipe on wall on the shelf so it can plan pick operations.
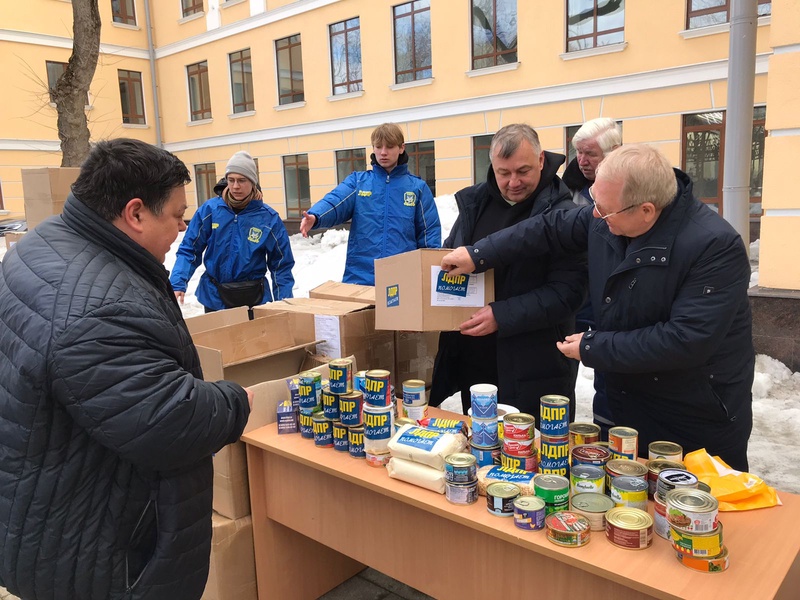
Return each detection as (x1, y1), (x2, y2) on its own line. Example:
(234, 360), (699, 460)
(143, 0), (163, 148)
(722, 0), (758, 249)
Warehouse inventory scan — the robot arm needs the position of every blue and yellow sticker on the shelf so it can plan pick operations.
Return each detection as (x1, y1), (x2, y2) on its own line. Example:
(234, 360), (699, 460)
(403, 191), (417, 206)
(386, 284), (400, 307)
(436, 270), (468, 297)
(247, 227), (262, 243)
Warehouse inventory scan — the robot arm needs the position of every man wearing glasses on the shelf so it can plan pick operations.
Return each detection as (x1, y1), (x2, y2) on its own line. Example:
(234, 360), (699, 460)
(441, 144), (753, 471)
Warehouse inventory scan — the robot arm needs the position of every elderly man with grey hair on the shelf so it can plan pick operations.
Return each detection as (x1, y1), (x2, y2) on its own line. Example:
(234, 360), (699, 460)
(441, 144), (753, 471)
(563, 117), (622, 206)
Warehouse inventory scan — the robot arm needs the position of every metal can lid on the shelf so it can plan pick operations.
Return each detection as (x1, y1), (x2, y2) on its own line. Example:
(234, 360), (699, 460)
(504, 413), (535, 426)
(545, 511), (590, 532)
(298, 370), (322, 379)
(354, 370), (368, 377)
(648, 441), (683, 456)
(697, 481), (712, 493)
(514, 495), (546, 511)
(609, 426), (638, 438)
(534, 474), (570, 490)
(572, 445), (612, 461)
(446, 452), (478, 468)
(570, 492), (615, 513)
(540, 394), (570, 406)
(658, 469), (698, 486)
(329, 358), (353, 366)
(402, 379), (426, 388)
(606, 507), (653, 530)
(647, 459), (685, 474)
(569, 422), (601, 435)
(607, 459), (649, 478)
(311, 413), (331, 423)
(611, 476), (649, 493)
(486, 482), (521, 499)
(395, 417), (417, 427)
(571, 465), (605, 479)
(348, 425), (364, 433)
(365, 369), (391, 378)
(665, 488), (719, 513)
(363, 402), (394, 413)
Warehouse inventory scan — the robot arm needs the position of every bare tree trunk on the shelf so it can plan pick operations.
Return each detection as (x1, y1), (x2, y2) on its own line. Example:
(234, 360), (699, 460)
(53, 0), (101, 167)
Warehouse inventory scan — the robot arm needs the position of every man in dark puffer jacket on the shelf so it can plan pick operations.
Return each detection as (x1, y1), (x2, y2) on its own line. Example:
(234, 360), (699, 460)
(0, 139), (251, 600)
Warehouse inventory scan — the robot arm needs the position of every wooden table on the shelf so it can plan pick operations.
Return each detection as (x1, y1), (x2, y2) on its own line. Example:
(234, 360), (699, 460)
(243, 410), (800, 599)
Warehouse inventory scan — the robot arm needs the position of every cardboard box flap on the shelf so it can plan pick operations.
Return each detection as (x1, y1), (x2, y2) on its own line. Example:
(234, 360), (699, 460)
(223, 340), (319, 367)
(191, 313), (295, 366)
(185, 307), (250, 335)
(309, 281), (376, 305)
(270, 297), (374, 316)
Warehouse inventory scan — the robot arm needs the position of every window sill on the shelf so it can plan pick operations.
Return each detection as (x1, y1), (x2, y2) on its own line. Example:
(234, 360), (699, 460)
(680, 15), (771, 39)
(327, 90), (365, 102)
(122, 122), (148, 128)
(178, 12), (205, 25)
(274, 101), (306, 111)
(560, 42), (627, 61)
(465, 62), (520, 78)
(228, 110), (256, 119)
(221, 0), (247, 7)
(111, 22), (140, 31)
(390, 77), (434, 91)
(187, 118), (213, 126)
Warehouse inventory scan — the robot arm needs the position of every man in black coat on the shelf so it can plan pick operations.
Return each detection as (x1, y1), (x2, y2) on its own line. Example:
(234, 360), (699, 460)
(430, 124), (586, 421)
(441, 144), (753, 471)
(0, 139), (251, 599)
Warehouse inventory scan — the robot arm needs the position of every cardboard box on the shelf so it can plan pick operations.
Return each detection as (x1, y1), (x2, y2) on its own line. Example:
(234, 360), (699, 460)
(394, 331), (441, 387)
(212, 442), (250, 520)
(4, 232), (25, 248)
(374, 249), (495, 331)
(253, 298), (395, 373)
(185, 306), (251, 336)
(21, 167), (80, 229)
(202, 512), (257, 600)
(309, 280), (375, 305)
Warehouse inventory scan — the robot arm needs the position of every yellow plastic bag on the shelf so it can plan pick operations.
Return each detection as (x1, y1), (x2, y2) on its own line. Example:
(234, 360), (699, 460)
(682, 449), (780, 511)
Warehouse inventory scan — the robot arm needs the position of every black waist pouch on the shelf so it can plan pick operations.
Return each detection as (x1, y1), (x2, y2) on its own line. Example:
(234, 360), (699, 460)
(208, 275), (264, 308)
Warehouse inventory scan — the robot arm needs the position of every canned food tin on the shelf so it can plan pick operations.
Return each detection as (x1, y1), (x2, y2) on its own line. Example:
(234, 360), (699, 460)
(445, 481), (479, 505)
(513, 496), (547, 531)
(394, 417), (417, 435)
(608, 426), (638, 459)
(665, 489), (719, 533)
(402, 403), (429, 421)
(605, 507), (653, 550)
(571, 465), (606, 495)
(657, 469), (699, 499)
(671, 523), (724, 558)
(471, 417), (499, 448)
(534, 474), (570, 515)
(470, 441), (501, 467)
(486, 482), (520, 517)
(470, 383), (498, 419)
(605, 459), (648, 492)
(445, 453), (478, 484)
(675, 546), (729, 573)
(647, 459), (685, 499)
(348, 426), (365, 458)
(501, 450), (538, 473)
(610, 476), (649, 511)
(332, 420), (349, 452)
(365, 451), (391, 468)
(328, 358), (353, 394)
(363, 403), (394, 455)
(654, 491), (670, 539)
(545, 512), (591, 547)
(503, 413), (536, 440)
(570, 492), (615, 531)
(540, 395), (570, 437)
(312, 413), (333, 448)
(572, 444), (613, 467)
(339, 391), (364, 427)
(402, 379), (427, 407)
(298, 371), (322, 410)
(364, 370), (392, 406)
(539, 435), (570, 477)
(648, 440), (683, 462)
(697, 481), (712, 494)
(503, 436), (536, 458)
(569, 423), (601, 448)
(354, 370), (368, 394)
(321, 388), (340, 421)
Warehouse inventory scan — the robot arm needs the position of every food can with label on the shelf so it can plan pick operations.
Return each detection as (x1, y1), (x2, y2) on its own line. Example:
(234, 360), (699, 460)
(354, 370), (368, 394)
(298, 408), (316, 439)
(445, 453), (478, 484)
(540, 395), (570, 437)
(675, 546), (729, 573)
(394, 417), (417, 435)
(546, 512), (591, 547)
(665, 488), (719, 533)
(569, 423), (601, 449)
(539, 434), (570, 477)
(648, 440), (683, 462)
(401, 379), (427, 407)
(364, 370), (392, 407)
(363, 402), (394, 455)
(321, 387), (340, 421)
(503, 413), (536, 440)
(534, 474), (570, 515)
(402, 403), (429, 421)
(608, 427), (638, 460)
(503, 436), (536, 458)
(605, 507), (653, 550)
(445, 481), (479, 505)
(338, 390), (364, 427)
(328, 358), (353, 394)
(569, 492), (615, 531)
(653, 491), (670, 539)
(646, 459), (685, 499)
(332, 420), (349, 452)
(486, 482), (520, 517)
(610, 476), (649, 511)
(671, 523), (724, 558)
(605, 459), (648, 493)
(471, 441), (501, 467)
(501, 450), (538, 473)
(365, 451), (391, 468)
(470, 383), (498, 419)
(657, 469), (699, 499)
(348, 425), (365, 459)
(471, 417), (499, 448)
(298, 371), (322, 410)
(570, 465), (606, 495)
(572, 444), (613, 468)
(513, 496), (546, 531)
(312, 413), (333, 448)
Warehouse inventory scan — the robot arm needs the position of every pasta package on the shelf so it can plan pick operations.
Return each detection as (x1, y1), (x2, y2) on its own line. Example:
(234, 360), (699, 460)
(477, 465), (536, 496)
(388, 424), (466, 471)
(386, 457), (446, 494)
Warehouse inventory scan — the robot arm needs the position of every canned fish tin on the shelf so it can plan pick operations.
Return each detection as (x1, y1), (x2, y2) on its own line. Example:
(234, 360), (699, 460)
(605, 459), (648, 492)
(570, 492), (615, 531)
(363, 403), (394, 455)
(364, 370), (392, 407)
(647, 459), (685, 499)
(648, 441), (683, 462)
(446, 481), (479, 505)
(402, 379), (427, 407)
(312, 413), (333, 448)
(608, 426), (638, 459)
(348, 426), (365, 458)
(665, 489), (719, 533)
(605, 507), (653, 550)
(540, 395), (570, 437)
(402, 403), (429, 421)
(654, 491), (670, 539)
(503, 413), (536, 440)
(571, 465), (606, 495)
(534, 474), (570, 515)
(394, 417), (417, 435)
(503, 436), (536, 458)
(657, 469), (699, 499)
(365, 451), (391, 468)
(539, 435), (569, 477)
(671, 523), (724, 558)
(501, 451), (538, 473)
(471, 417), (499, 448)
(445, 453), (478, 484)
(470, 441), (501, 467)
(321, 388), (340, 421)
(354, 370), (368, 394)
(486, 482), (520, 517)
(332, 420), (349, 452)
(328, 358), (353, 394)
(298, 408), (317, 439)
(298, 371), (322, 410)
(610, 476), (649, 511)
(546, 512), (591, 547)
(339, 391), (364, 427)
(571, 444), (613, 467)
(513, 496), (546, 531)
(470, 384), (498, 419)
(569, 423), (601, 448)
(675, 546), (729, 573)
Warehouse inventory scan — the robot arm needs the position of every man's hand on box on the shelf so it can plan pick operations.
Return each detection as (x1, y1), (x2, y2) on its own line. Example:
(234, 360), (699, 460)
(441, 247), (475, 276)
(459, 305), (498, 337)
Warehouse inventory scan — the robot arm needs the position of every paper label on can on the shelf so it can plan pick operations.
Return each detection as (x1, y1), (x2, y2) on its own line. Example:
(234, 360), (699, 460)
(395, 426), (444, 450)
(540, 404), (569, 435)
(485, 467), (534, 485)
(364, 410), (393, 440)
(364, 376), (390, 405)
(403, 390), (423, 405)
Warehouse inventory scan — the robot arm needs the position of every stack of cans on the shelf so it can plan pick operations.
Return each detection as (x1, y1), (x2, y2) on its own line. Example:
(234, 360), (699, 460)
(665, 488), (727, 573)
(653, 468), (699, 539)
(362, 369), (395, 467)
(539, 395), (570, 477)
(500, 413), (538, 473)
(468, 384), (500, 467)
(297, 371), (323, 441)
(444, 453), (479, 505)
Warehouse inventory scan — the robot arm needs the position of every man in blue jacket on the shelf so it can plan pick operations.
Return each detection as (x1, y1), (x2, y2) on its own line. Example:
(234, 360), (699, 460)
(171, 150), (295, 312)
(299, 123), (441, 285)
(441, 144), (753, 471)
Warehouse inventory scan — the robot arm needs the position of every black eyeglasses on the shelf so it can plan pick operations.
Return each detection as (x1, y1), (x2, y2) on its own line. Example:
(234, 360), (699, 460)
(589, 186), (636, 220)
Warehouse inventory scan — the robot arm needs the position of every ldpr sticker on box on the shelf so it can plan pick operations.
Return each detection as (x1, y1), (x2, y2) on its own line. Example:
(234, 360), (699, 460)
(386, 284), (400, 307)
(430, 267), (485, 307)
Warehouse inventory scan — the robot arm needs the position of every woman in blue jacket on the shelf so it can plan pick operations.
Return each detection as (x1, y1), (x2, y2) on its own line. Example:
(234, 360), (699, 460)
(170, 151), (295, 312)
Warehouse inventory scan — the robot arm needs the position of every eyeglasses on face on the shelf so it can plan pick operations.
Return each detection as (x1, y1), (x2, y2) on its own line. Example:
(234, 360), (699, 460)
(588, 186), (636, 220)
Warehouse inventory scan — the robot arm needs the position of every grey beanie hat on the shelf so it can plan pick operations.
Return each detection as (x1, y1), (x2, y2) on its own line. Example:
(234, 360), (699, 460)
(225, 150), (258, 185)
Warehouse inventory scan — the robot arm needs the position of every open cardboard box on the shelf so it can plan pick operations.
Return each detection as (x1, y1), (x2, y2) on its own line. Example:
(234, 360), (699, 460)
(202, 512), (257, 600)
(21, 167), (79, 229)
(309, 280), (375, 305)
